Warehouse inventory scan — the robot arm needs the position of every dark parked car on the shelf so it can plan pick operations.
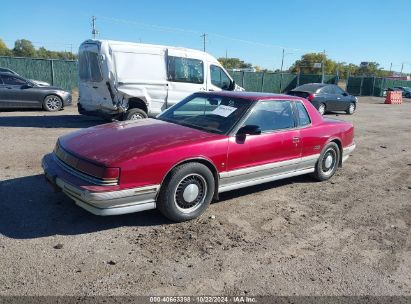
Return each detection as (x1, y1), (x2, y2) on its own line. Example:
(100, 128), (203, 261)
(390, 86), (411, 98)
(0, 72), (71, 111)
(288, 83), (357, 115)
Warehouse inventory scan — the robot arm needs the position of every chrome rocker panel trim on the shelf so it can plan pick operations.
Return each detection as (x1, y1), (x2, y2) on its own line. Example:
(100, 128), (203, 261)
(218, 154), (320, 193)
(342, 143), (356, 163)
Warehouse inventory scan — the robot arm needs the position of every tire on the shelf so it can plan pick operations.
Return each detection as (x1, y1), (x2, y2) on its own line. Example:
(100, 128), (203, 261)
(157, 163), (215, 222)
(124, 108), (148, 120)
(311, 142), (340, 181)
(318, 103), (326, 115)
(43, 95), (63, 112)
(346, 103), (356, 115)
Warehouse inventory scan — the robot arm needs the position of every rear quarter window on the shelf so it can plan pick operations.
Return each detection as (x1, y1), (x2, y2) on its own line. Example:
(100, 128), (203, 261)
(295, 101), (311, 126)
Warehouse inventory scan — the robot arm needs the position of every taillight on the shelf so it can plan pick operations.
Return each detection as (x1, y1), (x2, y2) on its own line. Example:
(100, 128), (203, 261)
(308, 94), (315, 101)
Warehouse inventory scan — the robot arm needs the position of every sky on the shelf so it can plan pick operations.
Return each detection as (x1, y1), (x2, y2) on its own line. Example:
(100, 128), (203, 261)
(1, 0), (410, 73)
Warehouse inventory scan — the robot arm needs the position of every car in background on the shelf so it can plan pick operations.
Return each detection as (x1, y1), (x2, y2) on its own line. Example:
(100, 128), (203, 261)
(392, 86), (411, 98)
(288, 83), (357, 115)
(42, 91), (355, 222)
(0, 72), (71, 111)
(0, 67), (51, 87)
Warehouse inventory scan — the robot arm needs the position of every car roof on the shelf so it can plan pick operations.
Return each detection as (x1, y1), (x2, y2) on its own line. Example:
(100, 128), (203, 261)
(292, 83), (330, 91)
(199, 91), (303, 101)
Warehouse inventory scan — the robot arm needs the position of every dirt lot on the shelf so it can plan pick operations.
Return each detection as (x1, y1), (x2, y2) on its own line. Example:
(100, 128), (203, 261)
(0, 96), (410, 296)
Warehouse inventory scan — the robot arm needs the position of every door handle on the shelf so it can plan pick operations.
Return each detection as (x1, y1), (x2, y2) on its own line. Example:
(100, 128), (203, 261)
(93, 86), (98, 89)
(293, 137), (300, 143)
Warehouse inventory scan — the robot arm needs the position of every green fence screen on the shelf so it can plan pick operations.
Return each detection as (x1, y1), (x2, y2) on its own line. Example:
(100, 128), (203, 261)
(347, 76), (411, 96)
(0, 56), (77, 90)
(229, 71), (337, 93)
(1, 56), (340, 93)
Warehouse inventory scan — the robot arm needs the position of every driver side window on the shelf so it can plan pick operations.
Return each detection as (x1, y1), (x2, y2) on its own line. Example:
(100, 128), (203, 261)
(1, 75), (26, 86)
(243, 100), (295, 132)
(210, 65), (231, 90)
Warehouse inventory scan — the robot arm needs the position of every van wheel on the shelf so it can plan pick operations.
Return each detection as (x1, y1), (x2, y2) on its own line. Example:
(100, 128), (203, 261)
(157, 163), (215, 222)
(124, 108), (148, 120)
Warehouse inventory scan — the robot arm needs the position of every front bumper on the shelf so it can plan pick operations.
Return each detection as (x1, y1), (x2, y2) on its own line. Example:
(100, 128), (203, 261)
(61, 93), (72, 106)
(42, 153), (159, 216)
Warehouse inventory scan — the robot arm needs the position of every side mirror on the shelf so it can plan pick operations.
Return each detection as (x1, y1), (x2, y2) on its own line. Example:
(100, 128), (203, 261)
(237, 125), (261, 136)
(21, 83), (33, 89)
(342, 92), (348, 96)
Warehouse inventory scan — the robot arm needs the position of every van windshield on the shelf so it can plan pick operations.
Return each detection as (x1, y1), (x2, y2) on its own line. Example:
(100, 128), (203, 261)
(79, 51), (103, 82)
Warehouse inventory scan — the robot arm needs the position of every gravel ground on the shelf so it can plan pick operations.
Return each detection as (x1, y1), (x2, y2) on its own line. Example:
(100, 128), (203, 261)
(0, 96), (410, 296)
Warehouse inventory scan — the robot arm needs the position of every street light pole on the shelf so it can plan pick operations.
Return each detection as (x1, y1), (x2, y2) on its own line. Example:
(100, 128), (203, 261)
(280, 48), (285, 72)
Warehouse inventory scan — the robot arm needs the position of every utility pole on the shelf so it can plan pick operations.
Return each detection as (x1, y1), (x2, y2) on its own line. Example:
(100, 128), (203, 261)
(225, 49), (228, 59)
(201, 33), (207, 52)
(389, 62), (392, 72)
(91, 16), (99, 39)
(401, 63), (404, 75)
(280, 48), (285, 72)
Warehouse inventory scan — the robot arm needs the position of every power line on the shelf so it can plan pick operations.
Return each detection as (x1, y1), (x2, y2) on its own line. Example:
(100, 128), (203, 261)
(94, 14), (320, 53)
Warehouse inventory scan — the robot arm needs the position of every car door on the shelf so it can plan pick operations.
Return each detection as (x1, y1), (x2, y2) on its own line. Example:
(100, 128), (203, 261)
(224, 100), (301, 185)
(333, 85), (350, 110)
(320, 85), (338, 111)
(0, 76), (7, 108)
(166, 50), (206, 107)
(0, 74), (39, 108)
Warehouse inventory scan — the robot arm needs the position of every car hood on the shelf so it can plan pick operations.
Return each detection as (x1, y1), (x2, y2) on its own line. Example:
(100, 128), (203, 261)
(58, 118), (225, 166)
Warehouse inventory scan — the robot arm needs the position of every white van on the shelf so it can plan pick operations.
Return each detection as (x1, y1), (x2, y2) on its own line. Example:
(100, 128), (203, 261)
(78, 39), (242, 120)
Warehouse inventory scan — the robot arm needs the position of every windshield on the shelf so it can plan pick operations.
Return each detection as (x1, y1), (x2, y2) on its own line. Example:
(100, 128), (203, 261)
(158, 94), (253, 134)
(79, 50), (103, 82)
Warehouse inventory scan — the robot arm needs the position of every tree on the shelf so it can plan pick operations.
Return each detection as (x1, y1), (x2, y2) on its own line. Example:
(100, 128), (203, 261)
(289, 52), (336, 74)
(218, 57), (253, 69)
(0, 39), (12, 56)
(13, 39), (36, 57)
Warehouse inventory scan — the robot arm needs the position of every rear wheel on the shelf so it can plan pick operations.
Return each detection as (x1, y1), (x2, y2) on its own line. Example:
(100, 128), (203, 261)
(318, 103), (326, 115)
(157, 163), (215, 222)
(124, 108), (148, 120)
(311, 142), (340, 181)
(346, 103), (356, 115)
(43, 95), (63, 112)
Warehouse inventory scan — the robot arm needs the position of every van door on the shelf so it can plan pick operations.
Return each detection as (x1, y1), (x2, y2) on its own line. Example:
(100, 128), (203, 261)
(112, 45), (168, 116)
(208, 64), (233, 92)
(78, 43), (113, 112)
(166, 50), (206, 107)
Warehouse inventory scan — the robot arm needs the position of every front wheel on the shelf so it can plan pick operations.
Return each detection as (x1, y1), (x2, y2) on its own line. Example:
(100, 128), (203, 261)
(43, 95), (63, 112)
(318, 103), (326, 115)
(124, 108), (148, 120)
(311, 142), (340, 181)
(346, 103), (356, 115)
(157, 163), (215, 222)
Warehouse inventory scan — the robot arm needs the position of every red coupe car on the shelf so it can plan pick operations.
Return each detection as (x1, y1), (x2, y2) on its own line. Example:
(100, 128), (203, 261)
(42, 91), (355, 222)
